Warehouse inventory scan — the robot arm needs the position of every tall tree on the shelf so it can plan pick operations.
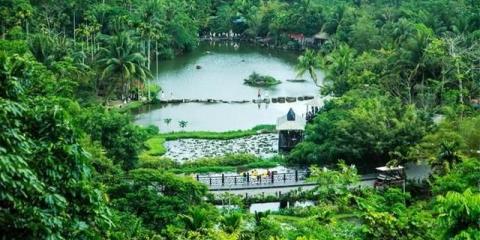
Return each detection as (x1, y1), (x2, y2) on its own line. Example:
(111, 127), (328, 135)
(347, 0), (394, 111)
(97, 32), (152, 102)
(296, 48), (322, 87)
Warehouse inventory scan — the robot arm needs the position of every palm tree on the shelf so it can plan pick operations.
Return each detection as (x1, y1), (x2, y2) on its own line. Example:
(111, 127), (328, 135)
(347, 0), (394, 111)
(322, 44), (356, 96)
(296, 49), (322, 87)
(137, 0), (165, 101)
(97, 32), (152, 103)
(163, 118), (172, 126)
(28, 34), (59, 68)
(178, 120), (188, 129)
(432, 141), (461, 175)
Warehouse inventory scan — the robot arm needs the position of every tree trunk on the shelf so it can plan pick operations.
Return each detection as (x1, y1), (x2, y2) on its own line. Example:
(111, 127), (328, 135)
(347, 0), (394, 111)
(457, 60), (464, 119)
(147, 37), (151, 70)
(25, 20), (29, 38)
(91, 34), (95, 62)
(156, 40), (159, 73)
(73, 11), (76, 45)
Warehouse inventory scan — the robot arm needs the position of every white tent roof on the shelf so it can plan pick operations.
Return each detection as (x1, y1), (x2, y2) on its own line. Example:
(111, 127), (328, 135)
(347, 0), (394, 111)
(314, 32), (329, 40)
(276, 115), (306, 131)
(304, 97), (324, 107)
(376, 166), (404, 172)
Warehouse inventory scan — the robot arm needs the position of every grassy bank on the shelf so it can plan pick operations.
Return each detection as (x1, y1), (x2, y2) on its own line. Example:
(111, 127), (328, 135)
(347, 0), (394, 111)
(170, 157), (281, 174)
(159, 124), (276, 141)
(143, 136), (166, 156)
(139, 153), (283, 174)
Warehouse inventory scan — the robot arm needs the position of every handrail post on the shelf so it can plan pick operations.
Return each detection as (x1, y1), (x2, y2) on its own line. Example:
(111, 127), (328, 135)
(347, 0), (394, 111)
(283, 173), (286, 183)
(196, 175), (199, 181)
(234, 176), (237, 185)
(209, 177), (212, 186)
(271, 172), (274, 184)
(295, 170), (298, 182)
(247, 172), (250, 185)
(221, 174), (225, 186)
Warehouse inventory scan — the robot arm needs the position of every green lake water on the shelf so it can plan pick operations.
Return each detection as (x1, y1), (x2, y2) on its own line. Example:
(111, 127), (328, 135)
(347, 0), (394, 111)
(134, 42), (323, 132)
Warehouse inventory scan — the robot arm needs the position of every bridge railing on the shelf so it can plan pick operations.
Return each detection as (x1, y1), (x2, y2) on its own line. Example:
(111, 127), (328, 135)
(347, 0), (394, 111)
(196, 170), (309, 188)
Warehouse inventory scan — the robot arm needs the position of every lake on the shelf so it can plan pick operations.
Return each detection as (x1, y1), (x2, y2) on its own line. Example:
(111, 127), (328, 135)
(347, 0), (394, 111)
(134, 42), (322, 132)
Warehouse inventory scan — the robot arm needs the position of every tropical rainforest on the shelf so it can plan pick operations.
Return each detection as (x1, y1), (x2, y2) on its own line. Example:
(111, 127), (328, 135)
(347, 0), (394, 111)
(1, 0), (480, 239)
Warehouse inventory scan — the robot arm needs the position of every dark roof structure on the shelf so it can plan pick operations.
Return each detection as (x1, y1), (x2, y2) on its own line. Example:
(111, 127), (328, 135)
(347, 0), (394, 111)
(286, 108), (296, 121)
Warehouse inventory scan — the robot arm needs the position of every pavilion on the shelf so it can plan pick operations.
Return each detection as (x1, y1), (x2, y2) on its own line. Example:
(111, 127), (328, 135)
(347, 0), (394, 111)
(276, 108), (306, 152)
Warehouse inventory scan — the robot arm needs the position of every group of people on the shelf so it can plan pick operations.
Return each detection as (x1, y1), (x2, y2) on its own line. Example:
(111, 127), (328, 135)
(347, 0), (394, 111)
(257, 89), (271, 99)
(306, 106), (320, 122)
(243, 169), (274, 184)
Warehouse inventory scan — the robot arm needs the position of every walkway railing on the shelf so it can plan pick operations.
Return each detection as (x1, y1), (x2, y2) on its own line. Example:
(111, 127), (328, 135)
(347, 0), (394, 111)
(196, 170), (309, 190)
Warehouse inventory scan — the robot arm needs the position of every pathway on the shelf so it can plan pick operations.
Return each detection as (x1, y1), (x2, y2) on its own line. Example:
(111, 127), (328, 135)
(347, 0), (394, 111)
(207, 163), (430, 197)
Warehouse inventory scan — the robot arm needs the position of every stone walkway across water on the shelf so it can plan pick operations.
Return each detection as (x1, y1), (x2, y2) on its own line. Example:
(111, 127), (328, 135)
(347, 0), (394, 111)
(158, 96), (315, 104)
(164, 134), (278, 162)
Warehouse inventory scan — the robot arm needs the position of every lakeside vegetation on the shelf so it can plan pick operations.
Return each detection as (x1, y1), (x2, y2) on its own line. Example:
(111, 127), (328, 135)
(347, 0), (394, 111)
(1, 0), (480, 239)
(160, 124), (276, 140)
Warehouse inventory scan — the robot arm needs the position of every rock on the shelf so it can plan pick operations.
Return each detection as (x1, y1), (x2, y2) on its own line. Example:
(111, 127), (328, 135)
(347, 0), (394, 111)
(278, 97), (286, 103)
(304, 96), (314, 100)
(168, 99), (183, 104)
(286, 79), (307, 82)
(286, 97), (296, 102)
(196, 65), (202, 69)
(297, 97), (304, 101)
(271, 98), (278, 103)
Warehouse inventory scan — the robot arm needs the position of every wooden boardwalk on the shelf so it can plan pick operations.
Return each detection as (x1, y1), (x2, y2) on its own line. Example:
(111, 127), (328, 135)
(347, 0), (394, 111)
(196, 170), (308, 191)
(199, 163), (430, 197)
(195, 170), (377, 191)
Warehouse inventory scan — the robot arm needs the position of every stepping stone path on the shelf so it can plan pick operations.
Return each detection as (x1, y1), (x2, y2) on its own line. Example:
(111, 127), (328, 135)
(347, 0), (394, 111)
(164, 134), (278, 162)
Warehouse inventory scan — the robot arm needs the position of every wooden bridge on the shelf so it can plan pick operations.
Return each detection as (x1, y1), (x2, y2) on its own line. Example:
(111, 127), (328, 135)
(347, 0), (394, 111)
(196, 170), (311, 191)
(196, 163), (430, 197)
(195, 170), (380, 192)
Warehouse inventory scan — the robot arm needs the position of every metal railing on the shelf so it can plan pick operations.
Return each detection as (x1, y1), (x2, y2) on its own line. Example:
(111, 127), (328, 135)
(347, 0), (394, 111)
(196, 170), (309, 188)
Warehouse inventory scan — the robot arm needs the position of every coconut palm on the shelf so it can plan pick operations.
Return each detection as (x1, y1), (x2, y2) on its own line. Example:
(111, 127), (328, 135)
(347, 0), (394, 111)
(97, 32), (152, 103)
(163, 118), (172, 126)
(296, 49), (322, 87)
(178, 120), (188, 129)
(432, 141), (461, 175)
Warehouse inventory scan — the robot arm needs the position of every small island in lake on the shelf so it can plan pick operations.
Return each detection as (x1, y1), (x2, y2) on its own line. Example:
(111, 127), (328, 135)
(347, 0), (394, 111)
(244, 72), (281, 87)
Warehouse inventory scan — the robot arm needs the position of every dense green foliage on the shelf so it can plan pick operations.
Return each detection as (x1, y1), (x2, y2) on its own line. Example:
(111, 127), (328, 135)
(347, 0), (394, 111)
(289, 89), (430, 169)
(243, 72), (281, 87)
(1, 0), (480, 239)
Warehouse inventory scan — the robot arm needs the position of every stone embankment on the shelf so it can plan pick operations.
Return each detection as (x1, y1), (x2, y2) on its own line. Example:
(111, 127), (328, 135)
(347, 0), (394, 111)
(159, 96), (315, 104)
